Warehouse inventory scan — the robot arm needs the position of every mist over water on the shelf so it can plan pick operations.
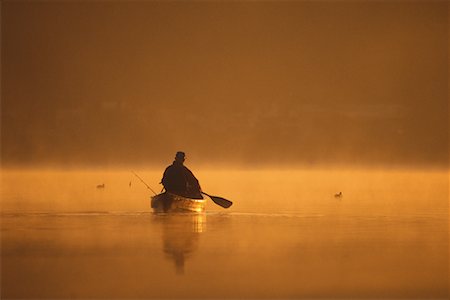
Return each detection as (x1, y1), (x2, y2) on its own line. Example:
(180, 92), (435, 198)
(1, 167), (448, 215)
(1, 167), (448, 298)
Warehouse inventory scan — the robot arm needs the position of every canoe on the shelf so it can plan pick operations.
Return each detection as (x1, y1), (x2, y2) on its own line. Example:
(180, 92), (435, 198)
(151, 192), (206, 213)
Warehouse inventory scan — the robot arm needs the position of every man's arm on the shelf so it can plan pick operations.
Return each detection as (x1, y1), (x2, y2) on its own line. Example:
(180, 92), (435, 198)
(184, 167), (201, 191)
(161, 166), (171, 189)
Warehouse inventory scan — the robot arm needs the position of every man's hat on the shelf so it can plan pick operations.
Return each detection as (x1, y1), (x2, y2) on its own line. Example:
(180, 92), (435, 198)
(175, 151), (185, 159)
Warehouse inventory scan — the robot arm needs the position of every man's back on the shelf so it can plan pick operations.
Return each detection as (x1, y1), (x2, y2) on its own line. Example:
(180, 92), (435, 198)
(162, 162), (187, 194)
(162, 153), (202, 199)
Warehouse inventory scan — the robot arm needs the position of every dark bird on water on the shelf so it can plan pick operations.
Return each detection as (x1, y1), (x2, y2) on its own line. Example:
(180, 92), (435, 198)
(97, 184), (105, 189)
(334, 192), (342, 198)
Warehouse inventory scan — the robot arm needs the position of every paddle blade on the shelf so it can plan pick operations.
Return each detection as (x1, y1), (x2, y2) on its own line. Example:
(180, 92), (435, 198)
(210, 195), (233, 208)
(201, 192), (233, 208)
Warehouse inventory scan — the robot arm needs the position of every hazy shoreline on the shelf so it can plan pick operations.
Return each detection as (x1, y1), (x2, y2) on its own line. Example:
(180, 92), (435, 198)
(1, 163), (449, 173)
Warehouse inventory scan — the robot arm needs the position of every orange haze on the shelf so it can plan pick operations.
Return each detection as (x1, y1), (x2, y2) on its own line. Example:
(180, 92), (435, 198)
(1, 1), (448, 169)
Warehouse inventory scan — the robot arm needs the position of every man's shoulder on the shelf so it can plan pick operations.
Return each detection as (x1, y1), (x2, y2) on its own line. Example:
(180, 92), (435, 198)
(182, 165), (193, 172)
(164, 164), (177, 172)
(166, 163), (185, 172)
(182, 166), (197, 178)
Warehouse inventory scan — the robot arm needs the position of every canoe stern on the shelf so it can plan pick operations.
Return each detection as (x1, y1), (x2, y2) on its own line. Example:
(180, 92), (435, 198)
(151, 193), (206, 213)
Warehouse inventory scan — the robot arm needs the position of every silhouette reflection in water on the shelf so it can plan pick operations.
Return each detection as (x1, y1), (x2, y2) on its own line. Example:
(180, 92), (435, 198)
(156, 213), (206, 275)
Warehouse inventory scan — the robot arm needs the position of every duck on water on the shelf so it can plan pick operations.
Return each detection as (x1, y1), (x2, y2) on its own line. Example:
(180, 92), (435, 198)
(150, 151), (232, 213)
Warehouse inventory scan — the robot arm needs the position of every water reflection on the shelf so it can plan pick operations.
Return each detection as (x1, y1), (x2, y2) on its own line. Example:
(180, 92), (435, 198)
(1, 169), (447, 298)
(155, 213), (206, 275)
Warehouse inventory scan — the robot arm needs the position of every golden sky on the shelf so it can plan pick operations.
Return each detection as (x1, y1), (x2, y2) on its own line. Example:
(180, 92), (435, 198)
(1, 1), (448, 168)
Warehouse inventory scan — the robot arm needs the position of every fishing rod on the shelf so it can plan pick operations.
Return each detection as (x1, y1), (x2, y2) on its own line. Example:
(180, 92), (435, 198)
(131, 171), (157, 195)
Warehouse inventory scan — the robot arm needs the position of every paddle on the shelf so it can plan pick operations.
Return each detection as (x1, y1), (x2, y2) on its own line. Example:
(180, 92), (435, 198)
(201, 192), (233, 208)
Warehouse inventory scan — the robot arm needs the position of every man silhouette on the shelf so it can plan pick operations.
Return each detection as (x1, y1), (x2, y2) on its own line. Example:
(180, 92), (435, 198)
(161, 152), (202, 199)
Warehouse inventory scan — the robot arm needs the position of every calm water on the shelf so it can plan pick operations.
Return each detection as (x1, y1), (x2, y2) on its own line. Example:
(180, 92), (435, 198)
(1, 168), (448, 299)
